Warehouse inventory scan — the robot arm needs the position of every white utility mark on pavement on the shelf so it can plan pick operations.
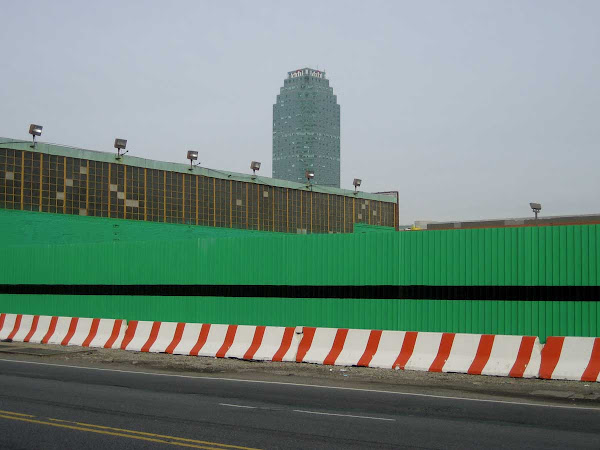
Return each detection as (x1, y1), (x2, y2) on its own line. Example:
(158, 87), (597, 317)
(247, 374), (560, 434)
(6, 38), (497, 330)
(219, 403), (258, 409)
(293, 409), (395, 421)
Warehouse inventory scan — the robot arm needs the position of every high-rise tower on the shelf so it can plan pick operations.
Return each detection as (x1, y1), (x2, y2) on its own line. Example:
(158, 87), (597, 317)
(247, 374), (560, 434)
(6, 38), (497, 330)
(272, 68), (340, 187)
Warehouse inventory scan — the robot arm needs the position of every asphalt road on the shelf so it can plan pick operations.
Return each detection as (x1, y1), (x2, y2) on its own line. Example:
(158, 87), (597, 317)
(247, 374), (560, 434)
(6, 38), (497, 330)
(0, 358), (599, 449)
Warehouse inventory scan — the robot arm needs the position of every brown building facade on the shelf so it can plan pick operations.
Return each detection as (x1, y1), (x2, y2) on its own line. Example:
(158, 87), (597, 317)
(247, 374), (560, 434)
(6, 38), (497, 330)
(0, 140), (398, 234)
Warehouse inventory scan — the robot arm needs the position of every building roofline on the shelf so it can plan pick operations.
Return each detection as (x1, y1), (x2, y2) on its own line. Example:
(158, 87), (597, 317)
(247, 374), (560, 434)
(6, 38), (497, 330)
(424, 213), (600, 230)
(0, 138), (397, 203)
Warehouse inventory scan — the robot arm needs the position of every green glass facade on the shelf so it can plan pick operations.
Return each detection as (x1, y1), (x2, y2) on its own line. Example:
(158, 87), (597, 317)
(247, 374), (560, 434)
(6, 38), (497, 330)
(273, 68), (341, 187)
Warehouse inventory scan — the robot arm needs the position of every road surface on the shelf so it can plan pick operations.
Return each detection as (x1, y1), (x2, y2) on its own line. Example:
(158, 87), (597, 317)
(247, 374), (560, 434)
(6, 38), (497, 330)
(0, 358), (598, 449)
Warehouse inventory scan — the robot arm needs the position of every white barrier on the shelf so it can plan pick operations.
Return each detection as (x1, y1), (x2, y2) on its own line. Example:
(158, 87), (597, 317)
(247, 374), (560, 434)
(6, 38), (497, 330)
(540, 336), (600, 382)
(295, 326), (542, 378)
(120, 320), (299, 362)
(6, 313), (599, 382)
(0, 313), (126, 349)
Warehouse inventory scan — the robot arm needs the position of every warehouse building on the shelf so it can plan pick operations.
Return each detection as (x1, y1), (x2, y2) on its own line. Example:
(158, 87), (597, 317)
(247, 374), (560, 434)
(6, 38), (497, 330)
(0, 139), (397, 233)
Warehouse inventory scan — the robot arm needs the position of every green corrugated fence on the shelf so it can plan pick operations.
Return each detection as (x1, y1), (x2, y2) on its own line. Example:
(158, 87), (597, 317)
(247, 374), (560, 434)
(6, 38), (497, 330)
(0, 210), (598, 342)
(0, 208), (273, 247)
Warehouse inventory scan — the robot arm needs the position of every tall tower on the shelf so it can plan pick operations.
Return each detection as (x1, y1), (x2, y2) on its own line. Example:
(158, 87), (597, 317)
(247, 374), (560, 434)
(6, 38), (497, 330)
(272, 68), (340, 187)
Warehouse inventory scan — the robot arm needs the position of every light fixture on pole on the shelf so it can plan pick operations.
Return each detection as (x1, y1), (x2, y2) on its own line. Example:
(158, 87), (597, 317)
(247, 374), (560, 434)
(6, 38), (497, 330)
(305, 170), (315, 187)
(530, 202), (542, 221)
(353, 178), (362, 193)
(187, 150), (199, 170)
(114, 138), (128, 160)
(250, 161), (261, 176)
(29, 124), (43, 148)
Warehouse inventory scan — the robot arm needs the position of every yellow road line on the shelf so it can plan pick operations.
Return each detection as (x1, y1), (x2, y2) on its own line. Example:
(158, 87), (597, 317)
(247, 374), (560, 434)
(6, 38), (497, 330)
(0, 414), (260, 450)
(48, 417), (261, 449)
(0, 409), (35, 418)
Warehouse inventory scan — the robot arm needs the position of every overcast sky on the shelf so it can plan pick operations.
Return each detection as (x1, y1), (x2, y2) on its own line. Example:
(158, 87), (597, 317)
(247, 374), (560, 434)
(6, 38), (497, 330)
(1, 1), (598, 224)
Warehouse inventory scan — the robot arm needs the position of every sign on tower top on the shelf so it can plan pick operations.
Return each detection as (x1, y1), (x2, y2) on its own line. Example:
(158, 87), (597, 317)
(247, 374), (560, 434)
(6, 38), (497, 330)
(287, 68), (326, 79)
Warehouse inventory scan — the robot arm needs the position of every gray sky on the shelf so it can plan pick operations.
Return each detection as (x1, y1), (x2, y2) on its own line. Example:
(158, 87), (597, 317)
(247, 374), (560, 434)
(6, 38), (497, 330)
(1, 1), (598, 224)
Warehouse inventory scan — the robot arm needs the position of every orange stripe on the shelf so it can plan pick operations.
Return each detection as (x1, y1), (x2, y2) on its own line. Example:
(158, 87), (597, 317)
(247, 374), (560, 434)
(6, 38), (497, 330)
(165, 323), (186, 354)
(120, 321), (138, 350)
(60, 317), (79, 346)
(7, 314), (23, 341)
(429, 333), (455, 372)
(510, 336), (538, 378)
(105, 320), (123, 349)
(468, 335), (495, 375)
(82, 318), (100, 347)
(0, 313), (5, 331)
(272, 327), (295, 362)
(216, 325), (238, 358)
(392, 331), (418, 369)
(243, 326), (266, 360)
(356, 330), (382, 367)
(41, 317), (58, 344)
(189, 324), (211, 356)
(581, 338), (600, 382)
(140, 322), (162, 352)
(296, 327), (317, 362)
(323, 329), (349, 365)
(24, 316), (40, 342)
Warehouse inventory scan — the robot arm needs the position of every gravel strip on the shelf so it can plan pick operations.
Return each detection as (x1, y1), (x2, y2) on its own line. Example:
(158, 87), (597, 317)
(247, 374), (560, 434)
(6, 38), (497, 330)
(1, 341), (599, 405)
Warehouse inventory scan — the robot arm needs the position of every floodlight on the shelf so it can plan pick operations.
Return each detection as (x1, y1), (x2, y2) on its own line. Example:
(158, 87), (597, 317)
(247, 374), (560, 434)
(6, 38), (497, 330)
(530, 202), (542, 220)
(29, 124), (43, 147)
(114, 138), (128, 159)
(353, 178), (362, 193)
(530, 202), (541, 211)
(29, 124), (42, 137)
(250, 161), (261, 175)
(187, 150), (199, 170)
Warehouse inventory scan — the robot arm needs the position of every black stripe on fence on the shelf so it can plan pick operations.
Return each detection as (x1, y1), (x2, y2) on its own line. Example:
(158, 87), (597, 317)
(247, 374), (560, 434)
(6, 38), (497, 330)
(0, 284), (598, 301)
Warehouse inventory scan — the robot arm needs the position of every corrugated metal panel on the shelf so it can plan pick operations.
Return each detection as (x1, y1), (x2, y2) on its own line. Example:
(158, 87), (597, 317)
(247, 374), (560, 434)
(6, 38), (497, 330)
(2, 221), (600, 288)
(1, 294), (597, 344)
(0, 214), (598, 342)
(0, 208), (272, 247)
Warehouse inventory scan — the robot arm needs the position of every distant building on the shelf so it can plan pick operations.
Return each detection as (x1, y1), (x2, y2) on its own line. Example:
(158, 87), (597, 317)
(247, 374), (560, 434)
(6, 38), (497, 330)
(417, 214), (600, 230)
(272, 68), (340, 187)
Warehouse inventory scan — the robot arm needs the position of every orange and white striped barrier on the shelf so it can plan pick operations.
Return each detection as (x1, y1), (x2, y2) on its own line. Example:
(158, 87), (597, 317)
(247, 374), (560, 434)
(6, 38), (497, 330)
(119, 320), (299, 362)
(295, 327), (542, 378)
(7, 312), (600, 382)
(0, 313), (126, 349)
(539, 336), (600, 382)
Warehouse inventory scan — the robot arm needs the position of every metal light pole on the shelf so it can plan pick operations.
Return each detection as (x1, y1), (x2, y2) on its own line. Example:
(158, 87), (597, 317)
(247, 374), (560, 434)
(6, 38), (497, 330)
(530, 202), (542, 223)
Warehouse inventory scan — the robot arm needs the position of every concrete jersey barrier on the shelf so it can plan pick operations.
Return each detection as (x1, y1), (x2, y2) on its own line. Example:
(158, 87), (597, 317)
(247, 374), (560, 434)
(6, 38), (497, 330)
(540, 336), (600, 382)
(120, 320), (299, 362)
(296, 327), (542, 378)
(6, 312), (600, 383)
(0, 313), (126, 349)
